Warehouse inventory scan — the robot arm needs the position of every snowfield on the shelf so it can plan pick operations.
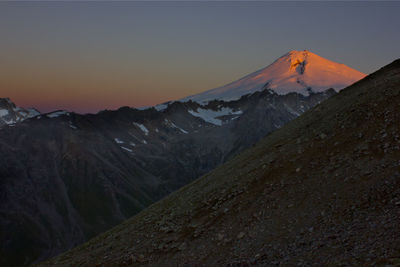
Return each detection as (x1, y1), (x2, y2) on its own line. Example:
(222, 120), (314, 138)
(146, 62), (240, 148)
(188, 107), (243, 126)
(134, 123), (149, 135)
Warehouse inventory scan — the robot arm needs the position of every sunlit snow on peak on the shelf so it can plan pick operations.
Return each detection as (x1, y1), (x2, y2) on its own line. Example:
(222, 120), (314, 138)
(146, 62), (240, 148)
(181, 50), (366, 104)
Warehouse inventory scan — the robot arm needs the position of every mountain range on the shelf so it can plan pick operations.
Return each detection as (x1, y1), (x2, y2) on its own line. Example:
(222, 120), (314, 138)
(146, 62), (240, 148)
(41, 57), (400, 267)
(0, 50), (366, 266)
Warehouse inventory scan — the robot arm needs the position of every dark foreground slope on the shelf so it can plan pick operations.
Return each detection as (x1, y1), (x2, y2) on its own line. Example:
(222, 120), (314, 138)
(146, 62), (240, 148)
(42, 59), (400, 266)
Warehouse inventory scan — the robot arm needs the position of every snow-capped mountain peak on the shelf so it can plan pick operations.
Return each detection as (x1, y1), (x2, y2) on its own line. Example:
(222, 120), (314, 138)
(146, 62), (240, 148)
(0, 98), (40, 126)
(181, 50), (366, 103)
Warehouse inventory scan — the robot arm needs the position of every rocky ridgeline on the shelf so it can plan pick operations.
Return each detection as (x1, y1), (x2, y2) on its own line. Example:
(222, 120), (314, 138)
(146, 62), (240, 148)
(0, 87), (334, 266)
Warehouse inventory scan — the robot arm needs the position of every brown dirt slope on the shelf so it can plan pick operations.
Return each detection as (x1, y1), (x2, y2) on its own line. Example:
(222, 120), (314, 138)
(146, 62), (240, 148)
(40, 59), (400, 266)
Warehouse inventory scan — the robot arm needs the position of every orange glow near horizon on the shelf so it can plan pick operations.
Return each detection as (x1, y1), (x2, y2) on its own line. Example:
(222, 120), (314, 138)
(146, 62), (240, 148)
(0, 58), (227, 113)
(3, 86), (189, 114)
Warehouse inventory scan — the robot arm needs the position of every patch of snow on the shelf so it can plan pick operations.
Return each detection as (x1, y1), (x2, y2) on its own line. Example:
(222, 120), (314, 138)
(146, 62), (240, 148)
(155, 128), (159, 133)
(4, 118), (16, 124)
(136, 106), (150, 111)
(121, 146), (133, 152)
(26, 108), (40, 118)
(170, 122), (188, 134)
(164, 119), (189, 133)
(133, 123), (149, 135)
(0, 104), (40, 127)
(114, 138), (124, 144)
(0, 109), (9, 117)
(142, 140), (147, 144)
(188, 107), (243, 126)
(69, 122), (77, 130)
(155, 103), (168, 111)
(130, 142), (136, 147)
(46, 111), (69, 118)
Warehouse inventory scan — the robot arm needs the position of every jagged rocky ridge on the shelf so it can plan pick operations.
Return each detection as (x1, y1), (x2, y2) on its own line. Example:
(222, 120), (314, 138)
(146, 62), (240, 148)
(0, 98), (40, 127)
(0, 88), (334, 266)
(40, 59), (400, 266)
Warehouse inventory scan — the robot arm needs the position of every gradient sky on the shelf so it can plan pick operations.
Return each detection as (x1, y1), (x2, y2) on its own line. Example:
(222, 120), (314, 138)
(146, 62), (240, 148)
(1, 1), (399, 113)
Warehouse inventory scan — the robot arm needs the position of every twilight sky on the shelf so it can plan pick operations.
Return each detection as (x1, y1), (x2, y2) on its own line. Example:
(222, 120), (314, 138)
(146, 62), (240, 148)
(1, 1), (399, 114)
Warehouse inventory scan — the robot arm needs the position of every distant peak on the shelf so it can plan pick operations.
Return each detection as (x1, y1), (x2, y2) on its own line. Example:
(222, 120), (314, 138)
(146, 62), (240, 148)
(181, 50), (366, 103)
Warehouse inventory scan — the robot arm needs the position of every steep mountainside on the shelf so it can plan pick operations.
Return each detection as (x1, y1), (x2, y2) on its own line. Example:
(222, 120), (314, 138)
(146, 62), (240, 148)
(0, 89), (333, 266)
(41, 59), (400, 266)
(0, 51), (365, 266)
(0, 98), (40, 127)
(181, 50), (366, 103)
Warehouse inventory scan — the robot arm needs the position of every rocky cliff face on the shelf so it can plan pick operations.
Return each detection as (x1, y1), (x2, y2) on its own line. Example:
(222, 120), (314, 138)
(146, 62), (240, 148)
(0, 88), (334, 266)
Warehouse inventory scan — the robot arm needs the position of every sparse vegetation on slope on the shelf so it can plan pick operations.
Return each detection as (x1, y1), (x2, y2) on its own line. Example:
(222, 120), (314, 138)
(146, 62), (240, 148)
(41, 59), (400, 266)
